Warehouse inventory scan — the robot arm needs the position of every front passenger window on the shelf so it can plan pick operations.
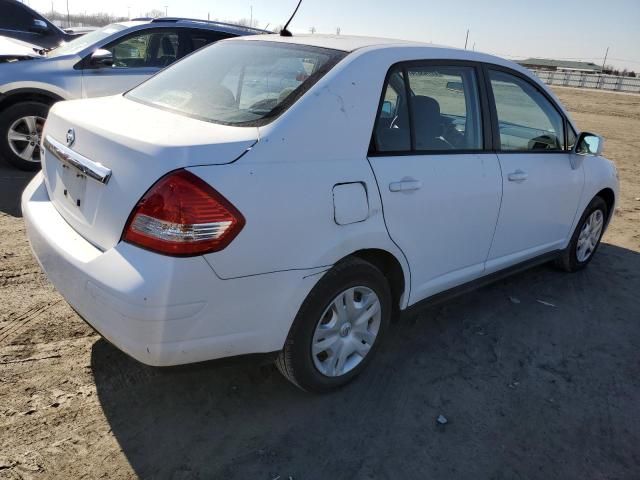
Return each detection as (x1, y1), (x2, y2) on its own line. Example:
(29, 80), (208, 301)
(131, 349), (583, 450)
(489, 70), (565, 151)
(110, 31), (180, 69)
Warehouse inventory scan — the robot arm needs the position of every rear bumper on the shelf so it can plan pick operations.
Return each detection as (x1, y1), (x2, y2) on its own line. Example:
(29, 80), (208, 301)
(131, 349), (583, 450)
(22, 173), (322, 366)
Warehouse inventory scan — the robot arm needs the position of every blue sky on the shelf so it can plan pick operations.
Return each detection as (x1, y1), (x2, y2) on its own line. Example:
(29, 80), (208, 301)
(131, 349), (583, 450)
(25, 0), (640, 70)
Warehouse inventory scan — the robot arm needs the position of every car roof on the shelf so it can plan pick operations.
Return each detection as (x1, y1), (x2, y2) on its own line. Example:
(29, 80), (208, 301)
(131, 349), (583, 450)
(237, 33), (532, 73)
(128, 17), (270, 36)
(238, 34), (425, 52)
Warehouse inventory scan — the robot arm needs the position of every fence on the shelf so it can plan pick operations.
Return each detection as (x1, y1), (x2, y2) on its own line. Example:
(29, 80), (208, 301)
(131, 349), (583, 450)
(530, 69), (640, 94)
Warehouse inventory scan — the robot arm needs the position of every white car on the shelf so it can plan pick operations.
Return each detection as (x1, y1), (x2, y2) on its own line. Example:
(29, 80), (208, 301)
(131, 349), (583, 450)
(22, 34), (619, 392)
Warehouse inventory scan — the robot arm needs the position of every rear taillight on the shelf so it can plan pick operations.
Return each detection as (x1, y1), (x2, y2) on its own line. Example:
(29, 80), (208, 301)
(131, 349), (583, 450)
(123, 169), (245, 256)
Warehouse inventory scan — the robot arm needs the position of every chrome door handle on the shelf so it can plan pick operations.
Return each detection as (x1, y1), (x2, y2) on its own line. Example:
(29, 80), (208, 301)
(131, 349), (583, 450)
(508, 170), (528, 183)
(389, 180), (422, 192)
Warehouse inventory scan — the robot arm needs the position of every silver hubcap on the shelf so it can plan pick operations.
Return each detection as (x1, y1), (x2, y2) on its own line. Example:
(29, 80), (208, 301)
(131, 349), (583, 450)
(576, 209), (604, 262)
(7, 115), (45, 163)
(312, 286), (381, 377)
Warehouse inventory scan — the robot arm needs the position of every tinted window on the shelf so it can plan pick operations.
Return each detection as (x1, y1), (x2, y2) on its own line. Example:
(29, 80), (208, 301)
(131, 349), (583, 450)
(489, 70), (565, 151)
(189, 31), (229, 52)
(0, 2), (34, 30)
(127, 41), (346, 126)
(110, 31), (180, 68)
(407, 66), (482, 151)
(374, 68), (411, 152)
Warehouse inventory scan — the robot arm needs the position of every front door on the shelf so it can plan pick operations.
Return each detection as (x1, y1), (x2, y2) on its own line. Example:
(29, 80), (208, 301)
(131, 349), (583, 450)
(368, 63), (502, 304)
(485, 69), (584, 273)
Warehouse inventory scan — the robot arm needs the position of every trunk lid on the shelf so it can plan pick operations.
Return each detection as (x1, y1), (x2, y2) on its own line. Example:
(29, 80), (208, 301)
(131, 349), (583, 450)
(41, 95), (258, 251)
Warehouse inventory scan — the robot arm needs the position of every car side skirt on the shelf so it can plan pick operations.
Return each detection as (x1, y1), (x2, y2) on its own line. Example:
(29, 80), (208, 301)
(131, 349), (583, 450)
(401, 250), (562, 319)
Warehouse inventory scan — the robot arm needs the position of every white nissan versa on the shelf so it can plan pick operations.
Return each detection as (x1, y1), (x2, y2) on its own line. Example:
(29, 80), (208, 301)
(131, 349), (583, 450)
(22, 34), (618, 392)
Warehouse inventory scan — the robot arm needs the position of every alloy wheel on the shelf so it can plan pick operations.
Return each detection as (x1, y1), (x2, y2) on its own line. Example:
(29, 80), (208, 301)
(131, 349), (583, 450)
(7, 115), (45, 163)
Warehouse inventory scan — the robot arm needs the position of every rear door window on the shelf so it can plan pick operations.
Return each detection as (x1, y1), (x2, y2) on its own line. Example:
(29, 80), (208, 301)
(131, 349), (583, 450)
(407, 66), (483, 151)
(188, 31), (231, 52)
(373, 63), (483, 153)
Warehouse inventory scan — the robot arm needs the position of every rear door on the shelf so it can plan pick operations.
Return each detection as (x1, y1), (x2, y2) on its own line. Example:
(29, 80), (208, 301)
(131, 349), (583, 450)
(368, 62), (502, 303)
(484, 68), (584, 273)
(81, 28), (182, 98)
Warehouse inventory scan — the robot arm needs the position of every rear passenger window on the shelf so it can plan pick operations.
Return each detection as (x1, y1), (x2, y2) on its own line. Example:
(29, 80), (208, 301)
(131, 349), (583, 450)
(189, 32), (229, 52)
(489, 70), (565, 151)
(373, 64), (482, 153)
(407, 66), (482, 151)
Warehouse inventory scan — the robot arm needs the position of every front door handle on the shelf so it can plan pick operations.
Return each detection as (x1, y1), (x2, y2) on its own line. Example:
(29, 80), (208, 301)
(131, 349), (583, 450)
(508, 170), (528, 183)
(389, 179), (422, 192)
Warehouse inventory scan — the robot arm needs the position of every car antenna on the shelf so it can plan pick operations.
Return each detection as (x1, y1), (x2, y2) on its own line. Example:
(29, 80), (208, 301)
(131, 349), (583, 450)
(280, 0), (303, 37)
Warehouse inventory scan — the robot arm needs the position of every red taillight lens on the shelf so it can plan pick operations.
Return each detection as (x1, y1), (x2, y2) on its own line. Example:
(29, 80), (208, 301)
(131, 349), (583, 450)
(123, 169), (245, 256)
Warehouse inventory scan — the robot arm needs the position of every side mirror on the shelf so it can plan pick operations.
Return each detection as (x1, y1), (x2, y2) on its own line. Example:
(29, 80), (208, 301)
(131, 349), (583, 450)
(30, 19), (49, 34)
(575, 132), (604, 156)
(90, 49), (114, 68)
(381, 100), (394, 118)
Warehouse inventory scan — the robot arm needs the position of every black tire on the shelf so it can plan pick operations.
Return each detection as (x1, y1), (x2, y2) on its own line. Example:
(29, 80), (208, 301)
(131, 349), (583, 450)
(0, 101), (50, 171)
(276, 257), (392, 393)
(555, 196), (609, 272)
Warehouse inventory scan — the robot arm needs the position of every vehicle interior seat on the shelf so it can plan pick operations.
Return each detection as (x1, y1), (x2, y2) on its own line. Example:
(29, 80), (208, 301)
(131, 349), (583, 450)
(412, 95), (450, 150)
(157, 36), (177, 67)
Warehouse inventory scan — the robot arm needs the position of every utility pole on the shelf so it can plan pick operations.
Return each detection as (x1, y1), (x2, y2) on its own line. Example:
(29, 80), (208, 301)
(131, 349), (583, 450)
(66, 0), (70, 27)
(127, 5), (130, 19)
(164, 5), (168, 16)
(601, 46), (609, 73)
(598, 46), (610, 89)
(250, 5), (253, 27)
(464, 29), (469, 49)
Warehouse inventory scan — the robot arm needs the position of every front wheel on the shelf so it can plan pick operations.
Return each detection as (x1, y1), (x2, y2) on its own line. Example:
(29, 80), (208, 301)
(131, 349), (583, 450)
(276, 257), (392, 392)
(556, 196), (609, 272)
(0, 101), (50, 171)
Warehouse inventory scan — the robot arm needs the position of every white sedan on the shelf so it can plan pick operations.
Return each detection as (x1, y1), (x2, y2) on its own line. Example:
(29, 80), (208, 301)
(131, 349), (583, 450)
(22, 34), (619, 392)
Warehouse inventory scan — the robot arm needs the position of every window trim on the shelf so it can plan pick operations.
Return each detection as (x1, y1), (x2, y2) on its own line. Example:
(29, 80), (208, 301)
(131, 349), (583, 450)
(481, 63), (571, 154)
(369, 59), (493, 157)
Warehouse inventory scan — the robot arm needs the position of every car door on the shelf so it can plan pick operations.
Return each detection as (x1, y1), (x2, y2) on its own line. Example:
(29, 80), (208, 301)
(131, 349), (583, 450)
(368, 62), (502, 303)
(81, 29), (183, 98)
(484, 68), (584, 273)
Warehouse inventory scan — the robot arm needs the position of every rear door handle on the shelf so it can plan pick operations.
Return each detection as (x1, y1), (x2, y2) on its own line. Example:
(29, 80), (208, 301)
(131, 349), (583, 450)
(389, 180), (422, 192)
(508, 170), (528, 183)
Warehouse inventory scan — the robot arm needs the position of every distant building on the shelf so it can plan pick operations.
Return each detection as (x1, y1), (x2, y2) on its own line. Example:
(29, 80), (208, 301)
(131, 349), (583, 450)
(518, 58), (603, 74)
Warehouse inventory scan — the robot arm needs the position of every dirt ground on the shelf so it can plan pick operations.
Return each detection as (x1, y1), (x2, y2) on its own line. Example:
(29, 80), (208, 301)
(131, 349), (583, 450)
(1, 87), (639, 480)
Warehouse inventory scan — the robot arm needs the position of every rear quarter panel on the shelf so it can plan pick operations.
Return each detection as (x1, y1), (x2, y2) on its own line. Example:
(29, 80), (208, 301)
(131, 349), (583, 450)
(196, 48), (413, 301)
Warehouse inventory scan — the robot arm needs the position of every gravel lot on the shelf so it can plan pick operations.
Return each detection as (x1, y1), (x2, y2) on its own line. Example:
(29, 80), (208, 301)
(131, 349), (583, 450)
(1, 87), (639, 480)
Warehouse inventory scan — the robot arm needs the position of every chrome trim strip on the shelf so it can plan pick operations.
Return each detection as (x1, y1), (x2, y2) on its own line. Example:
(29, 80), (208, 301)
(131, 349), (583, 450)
(43, 135), (112, 184)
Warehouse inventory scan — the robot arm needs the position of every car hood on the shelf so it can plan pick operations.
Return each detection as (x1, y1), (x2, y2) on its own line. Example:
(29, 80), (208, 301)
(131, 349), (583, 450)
(0, 36), (44, 62)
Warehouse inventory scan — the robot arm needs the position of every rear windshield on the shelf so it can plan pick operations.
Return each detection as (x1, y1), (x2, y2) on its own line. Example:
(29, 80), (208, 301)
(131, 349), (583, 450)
(126, 40), (347, 126)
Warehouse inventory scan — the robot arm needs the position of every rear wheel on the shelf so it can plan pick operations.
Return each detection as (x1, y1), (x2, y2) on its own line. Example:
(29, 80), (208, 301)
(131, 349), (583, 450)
(556, 196), (608, 272)
(0, 102), (50, 171)
(276, 257), (391, 392)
